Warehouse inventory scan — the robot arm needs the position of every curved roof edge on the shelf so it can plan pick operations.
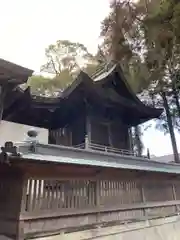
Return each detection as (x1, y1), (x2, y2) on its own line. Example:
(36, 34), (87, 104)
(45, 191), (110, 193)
(28, 70), (92, 104)
(0, 58), (33, 76)
(0, 58), (33, 85)
(9, 68), (163, 124)
(93, 63), (163, 118)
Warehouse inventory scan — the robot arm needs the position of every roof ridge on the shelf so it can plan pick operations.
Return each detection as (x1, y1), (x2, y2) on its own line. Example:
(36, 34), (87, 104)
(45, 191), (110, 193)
(91, 61), (115, 79)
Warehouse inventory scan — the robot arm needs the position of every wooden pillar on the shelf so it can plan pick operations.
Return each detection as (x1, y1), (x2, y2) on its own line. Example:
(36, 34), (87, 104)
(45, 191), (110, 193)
(172, 183), (178, 213)
(108, 123), (112, 147)
(95, 180), (100, 206)
(0, 166), (26, 239)
(85, 115), (91, 149)
(17, 177), (28, 240)
(95, 180), (100, 224)
(141, 183), (147, 218)
(0, 85), (6, 121)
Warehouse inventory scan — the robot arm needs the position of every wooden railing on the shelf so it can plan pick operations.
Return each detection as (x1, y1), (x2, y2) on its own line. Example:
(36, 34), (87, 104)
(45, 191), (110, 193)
(74, 142), (147, 158)
(48, 128), (147, 158)
(16, 141), (139, 158)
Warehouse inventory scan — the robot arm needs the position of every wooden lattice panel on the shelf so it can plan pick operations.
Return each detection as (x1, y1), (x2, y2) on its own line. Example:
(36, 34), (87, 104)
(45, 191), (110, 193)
(26, 179), (98, 212)
(99, 180), (142, 206)
(174, 182), (180, 200)
(143, 181), (174, 202)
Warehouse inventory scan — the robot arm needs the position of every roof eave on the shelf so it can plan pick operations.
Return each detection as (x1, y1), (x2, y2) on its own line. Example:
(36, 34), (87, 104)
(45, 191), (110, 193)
(0, 58), (34, 85)
(7, 142), (180, 175)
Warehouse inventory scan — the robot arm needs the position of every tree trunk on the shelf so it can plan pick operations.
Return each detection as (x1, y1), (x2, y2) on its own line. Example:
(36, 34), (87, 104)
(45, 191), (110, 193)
(128, 127), (134, 152)
(172, 81), (180, 118)
(161, 91), (180, 163)
(134, 125), (143, 156)
(111, 0), (120, 62)
(147, 148), (150, 159)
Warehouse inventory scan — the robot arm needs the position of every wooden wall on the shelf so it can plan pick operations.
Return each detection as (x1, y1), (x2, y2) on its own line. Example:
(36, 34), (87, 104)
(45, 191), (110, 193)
(90, 116), (129, 150)
(0, 165), (25, 239)
(49, 115), (86, 147)
(49, 111), (130, 152)
(19, 162), (180, 238)
(1, 160), (180, 239)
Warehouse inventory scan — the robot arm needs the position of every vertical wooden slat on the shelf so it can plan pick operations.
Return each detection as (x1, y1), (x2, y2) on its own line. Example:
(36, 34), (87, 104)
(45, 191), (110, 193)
(54, 181), (59, 209)
(27, 179), (33, 212)
(46, 181), (51, 209)
(41, 180), (46, 210)
(32, 180), (37, 211)
(141, 182), (147, 218)
(172, 183), (178, 213)
(20, 178), (28, 214)
(36, 180), (42, 211)
(83, 181), (85, 207)
(60, 181), (65, 208)
(74, 180), (77, 208)
(95, 180), (100, 206)
(50, 181), (53, 208)
(73, 180), (76, 208)
(111, 180), (113, 200)
(92, 181), (95, 206)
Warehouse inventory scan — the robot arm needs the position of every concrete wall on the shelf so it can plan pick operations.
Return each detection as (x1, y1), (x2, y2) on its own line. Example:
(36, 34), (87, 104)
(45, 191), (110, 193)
(35, 215), (180, 240)
(0, 120), (48, 145)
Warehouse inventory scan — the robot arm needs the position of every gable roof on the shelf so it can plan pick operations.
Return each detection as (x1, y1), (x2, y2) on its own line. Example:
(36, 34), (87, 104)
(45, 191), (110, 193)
(3, 63), (163, 128)
(92, 63), (163, 117)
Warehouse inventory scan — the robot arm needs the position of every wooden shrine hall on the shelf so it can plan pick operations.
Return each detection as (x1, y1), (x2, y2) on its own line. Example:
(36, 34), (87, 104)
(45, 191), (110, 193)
(1, 60), (162, 156)
(1, 59), (180, 240)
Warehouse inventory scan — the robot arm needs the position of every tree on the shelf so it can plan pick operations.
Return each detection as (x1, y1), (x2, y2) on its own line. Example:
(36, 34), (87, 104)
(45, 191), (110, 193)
(133, 126), (144, 156)
(41, 40), (97, 77)
(28, 69), (73, 97)
(100, 0), (152, 92)
(140, 0), (180, 162)
(83, 63), (99, 76)
(100, 0), (180, 161)
(28, 75), (52, 96)
(100, 0), (147, 156)
(28, 40), (99, 96)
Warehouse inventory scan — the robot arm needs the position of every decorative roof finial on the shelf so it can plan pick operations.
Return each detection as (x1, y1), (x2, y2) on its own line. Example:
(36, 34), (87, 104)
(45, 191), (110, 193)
(27, 129), (38, 138)
(26, 129), (38, 153)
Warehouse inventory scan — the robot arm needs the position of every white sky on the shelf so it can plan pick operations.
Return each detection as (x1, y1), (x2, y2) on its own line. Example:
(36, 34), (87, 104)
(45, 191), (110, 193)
(0, 0), (180, 157)
(0, 0), (110, 71)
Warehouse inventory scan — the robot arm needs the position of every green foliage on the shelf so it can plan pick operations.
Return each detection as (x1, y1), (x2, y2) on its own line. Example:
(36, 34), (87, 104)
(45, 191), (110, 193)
(133, 126), (144, 156)
(82, 63), (99, 76)
(100, 0), (150, 94)
(28, 75), (53, 96)
(100, 0), (180, 94)
(41, 40), (96, 76)
(28, 69), (73, 96)
(28, 40), (99, 96)
(100, 0), (180, 160)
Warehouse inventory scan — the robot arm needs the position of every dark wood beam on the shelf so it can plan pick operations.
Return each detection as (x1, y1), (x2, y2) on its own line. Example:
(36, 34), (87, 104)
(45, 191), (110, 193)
(0, 85), (7, 121)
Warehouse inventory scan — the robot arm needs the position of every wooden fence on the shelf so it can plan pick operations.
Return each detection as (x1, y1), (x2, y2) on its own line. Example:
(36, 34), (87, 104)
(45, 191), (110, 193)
(0, 158), (180, 239)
